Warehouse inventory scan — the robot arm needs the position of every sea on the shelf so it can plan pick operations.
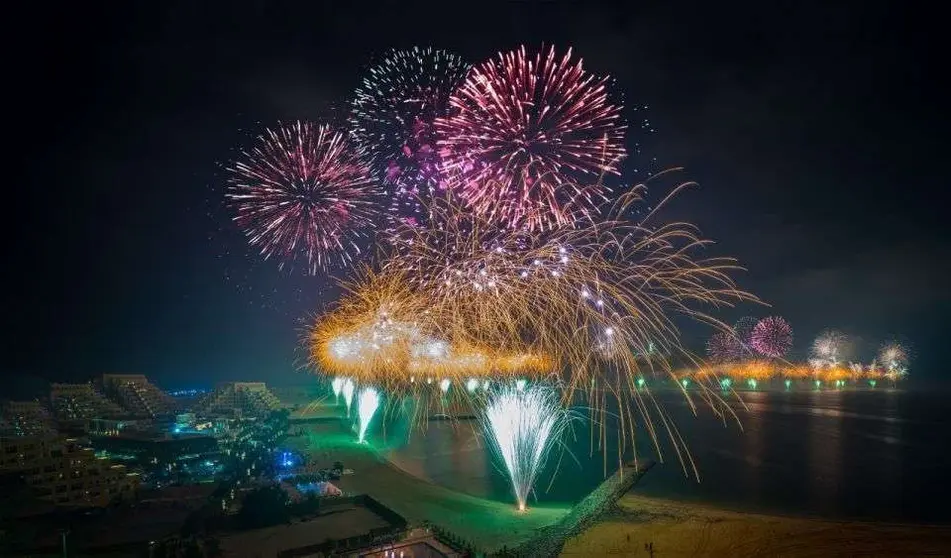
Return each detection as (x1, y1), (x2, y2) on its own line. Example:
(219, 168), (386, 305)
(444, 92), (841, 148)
(383, 388), (951, 523)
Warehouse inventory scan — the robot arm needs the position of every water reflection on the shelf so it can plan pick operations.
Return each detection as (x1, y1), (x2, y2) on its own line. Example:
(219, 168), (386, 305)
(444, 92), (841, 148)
(384, 391), (949, 522)
(806, 390), (843, 515)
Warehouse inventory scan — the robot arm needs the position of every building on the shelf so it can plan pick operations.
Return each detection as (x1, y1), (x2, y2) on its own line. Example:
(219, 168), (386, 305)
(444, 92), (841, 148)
(0, 436), (139, 507)
(0, 400), (56, 437)
(85, 417), (151, 437)
(215, 496), (458, 557)
(100, 374), (179, 418)
(92, 432), (218, 467)
(194, 382), (282, 418)
(50, 383), (126, 421)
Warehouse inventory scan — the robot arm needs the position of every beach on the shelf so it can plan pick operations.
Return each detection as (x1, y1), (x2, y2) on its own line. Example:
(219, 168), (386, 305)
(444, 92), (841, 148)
(563, 494), (951, 557)
(288, 411), (951, 557)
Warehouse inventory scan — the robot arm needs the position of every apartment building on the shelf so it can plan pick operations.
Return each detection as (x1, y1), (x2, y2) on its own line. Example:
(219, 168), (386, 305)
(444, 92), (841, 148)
(50, 383), (126, 421)
(0, 436), (139, 507)
(100, 374), (179, 418)
(195, 382), (282, 417)
(0, 400), (56, 437)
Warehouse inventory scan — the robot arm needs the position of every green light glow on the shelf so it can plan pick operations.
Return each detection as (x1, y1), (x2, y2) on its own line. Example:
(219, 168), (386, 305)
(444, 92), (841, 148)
(748, 379), (757, 389)
(720, 378), (732, 389)
(681, 379), (689, 388)
(869, 380), (877, 387)
(637, 377), (646, 388)
(785, 379), (792, 389)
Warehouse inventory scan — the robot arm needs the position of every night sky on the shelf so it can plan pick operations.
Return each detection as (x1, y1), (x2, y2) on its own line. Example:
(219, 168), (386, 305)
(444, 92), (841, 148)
(7, 2), (946, 393)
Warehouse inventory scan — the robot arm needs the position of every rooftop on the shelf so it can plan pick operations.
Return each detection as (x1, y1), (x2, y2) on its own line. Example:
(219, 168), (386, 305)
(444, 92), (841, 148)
(219, 502), (391, 557)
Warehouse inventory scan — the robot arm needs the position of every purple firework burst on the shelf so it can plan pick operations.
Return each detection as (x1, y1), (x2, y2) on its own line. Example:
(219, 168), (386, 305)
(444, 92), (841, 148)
(750, 316), (793, 358)
(349, 47), (470, 230)
(706, 331), (744, 363)
(226, 121), (380, 274)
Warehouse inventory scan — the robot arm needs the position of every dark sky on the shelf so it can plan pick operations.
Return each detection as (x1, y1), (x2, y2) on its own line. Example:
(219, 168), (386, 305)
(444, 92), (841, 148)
(7, 1), (947, 392)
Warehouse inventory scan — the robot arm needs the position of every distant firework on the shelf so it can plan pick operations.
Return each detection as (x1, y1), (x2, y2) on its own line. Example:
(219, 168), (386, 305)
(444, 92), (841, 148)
(436, 45), (625, 231)
(706, 331), (744, 362)
(811, 330), (849, 367)
(227, 121), (379, 274)
(879, 342), (909, 377)
(732, 316), (757, 354)
(350, 47), (470, 229)
(750, 316), (793, 358)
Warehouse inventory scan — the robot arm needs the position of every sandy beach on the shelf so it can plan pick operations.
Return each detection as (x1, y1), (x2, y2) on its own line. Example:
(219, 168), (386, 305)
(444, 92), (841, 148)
(563, 494), (951, 557)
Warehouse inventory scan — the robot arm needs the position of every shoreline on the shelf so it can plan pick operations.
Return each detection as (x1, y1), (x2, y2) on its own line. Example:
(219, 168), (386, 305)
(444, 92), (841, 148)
(288, 412), (951, 556)
(564, 494), (951, 557)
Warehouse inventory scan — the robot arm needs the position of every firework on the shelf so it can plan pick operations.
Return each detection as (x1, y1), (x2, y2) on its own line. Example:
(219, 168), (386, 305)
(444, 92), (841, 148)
(227, 121), (380, 273)
(732, 316), (758, 355)
(383, 185), (752, 368)
(750, 316), (793, 358)
(309, 269), (556, 390)
(811, 330), (850, 367)
(341, 378), (355, 417)
(356, 387), (380, 443)
(879, 342), (909, 381)
(331, 377), (344, 403)
(350, 47), (470, 229)
(481, 384), (569, 511)
(706, 331), (744, 363)
(435, 45), (625, 231)
(311, 182), (755, 473)
(725, 360), (776, 382)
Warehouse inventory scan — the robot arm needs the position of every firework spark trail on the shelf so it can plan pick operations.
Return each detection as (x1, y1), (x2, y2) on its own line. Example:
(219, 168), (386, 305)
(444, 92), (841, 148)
(383, 184), (754, 365)
(750, 316), (793, 358)
(357, 387), (380, 443)
(331, 377), (344, 403)
(341, 378), (355, 417)
(482, 384), (569, 511)
(435, 45), (626, 231)
(311, 179), (757, 474)
(226, 121), (380, 274)
(350, 47), (470, 230)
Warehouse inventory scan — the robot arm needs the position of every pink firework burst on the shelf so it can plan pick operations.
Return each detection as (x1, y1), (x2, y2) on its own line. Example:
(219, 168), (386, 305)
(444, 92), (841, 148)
(435, 45), (626, 231)
(226, 121), (380, 274)
(750, 316), (793, 358)
(706, 331), (744, 363)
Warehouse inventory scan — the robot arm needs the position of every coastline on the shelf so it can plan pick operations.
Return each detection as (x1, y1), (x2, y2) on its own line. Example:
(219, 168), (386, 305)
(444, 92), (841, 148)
(288, 412), (951, 556)
(563, 494), (951, 557)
